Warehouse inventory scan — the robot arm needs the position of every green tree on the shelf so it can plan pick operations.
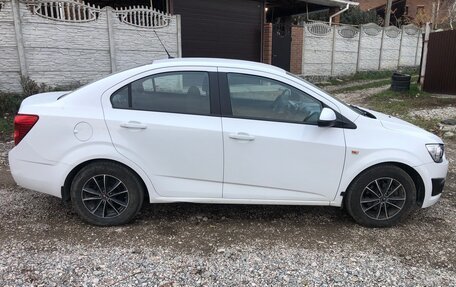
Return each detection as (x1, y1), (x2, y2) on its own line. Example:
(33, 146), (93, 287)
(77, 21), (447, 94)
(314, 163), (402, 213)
(341, 7), (377, 25)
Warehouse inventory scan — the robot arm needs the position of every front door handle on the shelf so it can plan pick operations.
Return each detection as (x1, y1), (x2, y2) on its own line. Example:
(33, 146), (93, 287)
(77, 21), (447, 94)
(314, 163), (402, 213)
(229, 132), (255, 141)
(120, 121), (147, 130)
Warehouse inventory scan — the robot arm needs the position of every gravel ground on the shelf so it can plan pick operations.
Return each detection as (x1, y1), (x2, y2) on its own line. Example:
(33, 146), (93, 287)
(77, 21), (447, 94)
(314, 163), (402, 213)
(409, 107), (456, 121)
(0, 138), (455, 286)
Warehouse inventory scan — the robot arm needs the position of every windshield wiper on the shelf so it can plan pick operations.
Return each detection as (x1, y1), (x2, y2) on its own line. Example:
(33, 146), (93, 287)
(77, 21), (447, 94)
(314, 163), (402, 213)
(350, 105), (376, 119)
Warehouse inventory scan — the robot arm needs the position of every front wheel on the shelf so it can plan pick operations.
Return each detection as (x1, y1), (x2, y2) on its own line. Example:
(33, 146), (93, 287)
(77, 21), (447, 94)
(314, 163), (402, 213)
(70, 161), (144, 226)
(345, 165), (416, 227)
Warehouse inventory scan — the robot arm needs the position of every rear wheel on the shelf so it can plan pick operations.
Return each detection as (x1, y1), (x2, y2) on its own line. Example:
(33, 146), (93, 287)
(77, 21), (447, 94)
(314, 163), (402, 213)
(70, 161), (144, 226)
(345, 165), (416, 227)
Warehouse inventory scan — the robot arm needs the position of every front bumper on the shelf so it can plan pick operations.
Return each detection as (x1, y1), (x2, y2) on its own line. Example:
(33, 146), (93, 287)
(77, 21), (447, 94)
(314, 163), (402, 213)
(415, 160), (449, 208)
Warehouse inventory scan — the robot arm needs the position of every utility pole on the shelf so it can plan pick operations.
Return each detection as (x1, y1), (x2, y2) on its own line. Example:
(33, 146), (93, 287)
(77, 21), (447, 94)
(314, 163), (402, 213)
(384, 0), (393, 26)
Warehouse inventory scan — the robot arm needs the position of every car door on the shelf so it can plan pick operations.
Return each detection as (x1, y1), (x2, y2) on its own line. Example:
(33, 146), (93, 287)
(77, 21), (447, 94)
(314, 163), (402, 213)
(102, 67), (223, 199)
(219, 69), (346, 202)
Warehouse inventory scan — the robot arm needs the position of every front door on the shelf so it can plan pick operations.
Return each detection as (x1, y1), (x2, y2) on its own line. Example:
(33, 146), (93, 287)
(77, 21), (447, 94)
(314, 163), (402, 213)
(219, 71), (346, 202)
(102, 68), (223, 199)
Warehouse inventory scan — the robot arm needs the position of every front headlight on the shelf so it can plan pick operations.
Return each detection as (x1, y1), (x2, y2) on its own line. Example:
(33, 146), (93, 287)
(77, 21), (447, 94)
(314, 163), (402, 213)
(426, 144), (445, 163)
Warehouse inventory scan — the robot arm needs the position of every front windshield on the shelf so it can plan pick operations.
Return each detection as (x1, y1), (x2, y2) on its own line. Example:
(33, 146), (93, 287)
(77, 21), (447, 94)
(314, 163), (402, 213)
(286, 72), (366, 116)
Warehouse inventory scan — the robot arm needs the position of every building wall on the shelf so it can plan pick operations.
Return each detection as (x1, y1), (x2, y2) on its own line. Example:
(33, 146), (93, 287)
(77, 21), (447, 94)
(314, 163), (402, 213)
(357, 0), (436, 21)
(294, 22), (422, 76)
(0, 0), (180, 93)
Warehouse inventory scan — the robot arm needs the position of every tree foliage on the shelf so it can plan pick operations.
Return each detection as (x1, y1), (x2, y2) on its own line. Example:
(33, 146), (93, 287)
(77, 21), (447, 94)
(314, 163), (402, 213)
(340, 7), (378, 25)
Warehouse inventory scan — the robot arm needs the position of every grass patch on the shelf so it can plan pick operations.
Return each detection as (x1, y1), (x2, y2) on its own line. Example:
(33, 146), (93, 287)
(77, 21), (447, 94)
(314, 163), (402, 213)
(366, 83), (455, 132)
(313, 67), (419, 87)
(331, 75), (419, 94)
(350, 67), (418, 81)
(331, 79), (391, 94)
(0, 116), (14, 142)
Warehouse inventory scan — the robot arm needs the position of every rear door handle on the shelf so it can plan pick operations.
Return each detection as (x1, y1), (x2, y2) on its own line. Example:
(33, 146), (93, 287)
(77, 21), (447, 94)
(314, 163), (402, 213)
(120, 121), (147, 130)
(229, 132), (255, 141)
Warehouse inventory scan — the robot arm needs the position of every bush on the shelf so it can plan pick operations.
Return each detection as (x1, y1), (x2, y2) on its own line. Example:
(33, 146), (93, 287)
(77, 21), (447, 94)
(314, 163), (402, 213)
(0, 92), (22, 141)
(20, 75), (48, 98)
(0, 78), (82, 141)
(0, 92), (23, 116)
(20, 76), (82, 97)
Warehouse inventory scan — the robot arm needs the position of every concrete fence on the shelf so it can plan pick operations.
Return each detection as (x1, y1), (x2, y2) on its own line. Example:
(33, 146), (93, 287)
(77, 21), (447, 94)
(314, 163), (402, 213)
(0, 0), (181, 93)
(289, 22), (423, 76)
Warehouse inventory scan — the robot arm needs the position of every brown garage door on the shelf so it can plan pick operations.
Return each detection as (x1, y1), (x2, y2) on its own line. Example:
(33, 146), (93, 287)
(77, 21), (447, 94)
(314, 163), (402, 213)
(172, 0), (263, 61)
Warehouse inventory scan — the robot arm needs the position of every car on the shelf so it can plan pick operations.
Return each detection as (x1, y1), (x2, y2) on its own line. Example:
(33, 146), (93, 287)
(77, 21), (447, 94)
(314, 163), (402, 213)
(9, 58), (448, 227)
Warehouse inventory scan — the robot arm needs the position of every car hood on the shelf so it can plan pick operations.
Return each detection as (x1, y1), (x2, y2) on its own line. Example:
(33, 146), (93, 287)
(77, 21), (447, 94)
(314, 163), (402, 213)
(361, 108), (443, 144)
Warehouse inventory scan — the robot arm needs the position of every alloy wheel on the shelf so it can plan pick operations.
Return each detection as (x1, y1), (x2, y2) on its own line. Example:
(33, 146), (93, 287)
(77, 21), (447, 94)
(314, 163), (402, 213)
(81, 174), (129, 218)
(360, 177), (406, 221)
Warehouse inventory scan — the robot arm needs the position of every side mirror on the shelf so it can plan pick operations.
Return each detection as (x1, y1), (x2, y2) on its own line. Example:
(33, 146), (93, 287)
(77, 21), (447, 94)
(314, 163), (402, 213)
(318, 107), (337, 127)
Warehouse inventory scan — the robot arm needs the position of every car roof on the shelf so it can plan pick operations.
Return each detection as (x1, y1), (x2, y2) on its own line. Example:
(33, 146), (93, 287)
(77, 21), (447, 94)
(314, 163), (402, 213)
(152, 57), (287, 74)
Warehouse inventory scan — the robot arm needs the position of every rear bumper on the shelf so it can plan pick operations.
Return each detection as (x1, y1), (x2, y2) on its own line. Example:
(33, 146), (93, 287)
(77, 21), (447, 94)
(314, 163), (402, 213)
(8, 149), (68, 198)
(415, 160), (449, 208)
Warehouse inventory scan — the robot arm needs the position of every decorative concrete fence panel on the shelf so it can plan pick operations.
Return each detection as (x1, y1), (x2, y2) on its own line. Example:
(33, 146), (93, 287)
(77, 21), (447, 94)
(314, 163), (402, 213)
(295, 22), (422, 77)
(112, 7), (178, 71)
(302, 23), (333, 76)
(379, 26), (401, 70)
(0, 0), (181, 93)
(358, 23), (383, 71)
(400, 24), (422, 67)
(333, 25), (359, 76)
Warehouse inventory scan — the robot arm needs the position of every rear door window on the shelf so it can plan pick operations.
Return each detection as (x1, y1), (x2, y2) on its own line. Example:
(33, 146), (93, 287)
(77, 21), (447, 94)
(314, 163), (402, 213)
(111, 71), (211, 115)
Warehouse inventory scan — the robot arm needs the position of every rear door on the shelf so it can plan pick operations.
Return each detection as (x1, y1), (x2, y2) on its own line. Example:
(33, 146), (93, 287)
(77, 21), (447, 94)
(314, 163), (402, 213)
(219, 69), (346, 202)
(102, 66), (223, 199)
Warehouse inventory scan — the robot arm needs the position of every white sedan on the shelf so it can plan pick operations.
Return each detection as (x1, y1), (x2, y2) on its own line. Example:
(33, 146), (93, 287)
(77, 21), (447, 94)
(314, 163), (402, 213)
(9, 58), (448, 227)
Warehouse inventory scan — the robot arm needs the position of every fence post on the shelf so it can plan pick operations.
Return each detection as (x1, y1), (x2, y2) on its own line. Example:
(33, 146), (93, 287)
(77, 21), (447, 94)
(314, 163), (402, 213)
(378, 27), (385, 70)
(11, 0), (27, 77)
(176, 14), (182, 57)
(356, 25), (363, 72)
(330, 25), (336, 76)
(397, 25), (404, 68)
(106, 6), (117, 73)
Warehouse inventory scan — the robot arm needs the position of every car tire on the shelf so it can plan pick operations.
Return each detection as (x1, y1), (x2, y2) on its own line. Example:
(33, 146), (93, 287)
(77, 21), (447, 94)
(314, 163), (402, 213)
(70, 161), (144, 226)
(345, 165), (416, 228)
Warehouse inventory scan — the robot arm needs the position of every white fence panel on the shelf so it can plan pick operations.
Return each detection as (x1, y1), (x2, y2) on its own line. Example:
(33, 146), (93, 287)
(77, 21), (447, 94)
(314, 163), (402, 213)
(0, 0), (180, 92)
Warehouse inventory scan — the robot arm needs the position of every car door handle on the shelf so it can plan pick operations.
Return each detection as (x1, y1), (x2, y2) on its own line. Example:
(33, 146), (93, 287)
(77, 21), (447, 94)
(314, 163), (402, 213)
(120, 121), (147, 130)
(229, 132), (255, 141)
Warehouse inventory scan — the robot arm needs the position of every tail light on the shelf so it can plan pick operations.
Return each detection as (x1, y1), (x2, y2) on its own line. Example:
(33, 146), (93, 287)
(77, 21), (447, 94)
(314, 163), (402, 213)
(14, 114), (39, 145)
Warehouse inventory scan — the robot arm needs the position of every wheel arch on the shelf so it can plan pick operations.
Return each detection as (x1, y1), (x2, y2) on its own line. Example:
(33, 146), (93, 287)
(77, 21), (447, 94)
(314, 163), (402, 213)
(61, 159), (150, 204)
(343, 161), (425, 207)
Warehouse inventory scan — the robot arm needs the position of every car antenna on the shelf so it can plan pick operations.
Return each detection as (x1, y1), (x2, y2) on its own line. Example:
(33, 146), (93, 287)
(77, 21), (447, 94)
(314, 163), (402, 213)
(152, 28), (173, 59)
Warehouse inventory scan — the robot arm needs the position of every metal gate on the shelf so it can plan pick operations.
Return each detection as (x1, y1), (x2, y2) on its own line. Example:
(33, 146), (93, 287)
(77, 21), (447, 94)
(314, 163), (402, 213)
(272, 23), (291, 71)
(423, 29), (456, 95)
